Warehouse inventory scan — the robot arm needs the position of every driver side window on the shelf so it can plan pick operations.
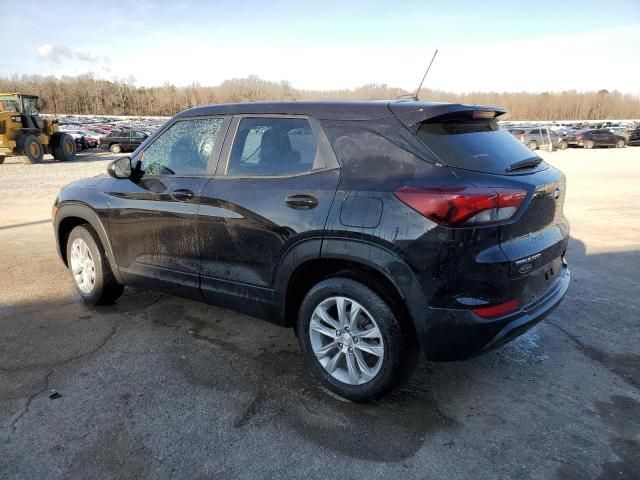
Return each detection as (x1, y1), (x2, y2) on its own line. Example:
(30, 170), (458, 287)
(140, 118), (223, 176)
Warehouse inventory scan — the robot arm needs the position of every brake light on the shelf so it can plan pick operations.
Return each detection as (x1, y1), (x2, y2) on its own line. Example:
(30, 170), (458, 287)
(515, 134), (525, 140)
(576, 135), (583, 140)
(473, 110), (496, 119)
(394, 186), (527, 227)
(472, 299), (520, 318)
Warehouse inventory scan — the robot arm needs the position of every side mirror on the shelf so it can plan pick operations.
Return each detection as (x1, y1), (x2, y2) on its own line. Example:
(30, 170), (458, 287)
(107, 156), (132, 179)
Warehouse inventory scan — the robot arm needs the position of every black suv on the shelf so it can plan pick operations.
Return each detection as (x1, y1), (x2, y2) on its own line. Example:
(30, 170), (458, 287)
(53, 101), (570, 401)
(100, 129), (149, 153)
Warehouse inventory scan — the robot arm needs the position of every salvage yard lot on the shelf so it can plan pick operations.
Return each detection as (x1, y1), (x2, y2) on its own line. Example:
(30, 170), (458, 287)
(1, 147), (639, 479)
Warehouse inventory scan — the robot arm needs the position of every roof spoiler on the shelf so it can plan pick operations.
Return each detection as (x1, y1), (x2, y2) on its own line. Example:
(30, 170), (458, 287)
(389, 102), (508, 133)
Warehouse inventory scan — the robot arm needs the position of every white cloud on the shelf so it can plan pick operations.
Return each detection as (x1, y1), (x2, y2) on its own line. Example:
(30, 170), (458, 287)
(36, 44), (109, 65)
(37, 44), (72, 62)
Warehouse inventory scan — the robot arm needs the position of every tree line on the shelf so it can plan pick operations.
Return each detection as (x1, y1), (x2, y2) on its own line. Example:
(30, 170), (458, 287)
(1, 73), (639, 120)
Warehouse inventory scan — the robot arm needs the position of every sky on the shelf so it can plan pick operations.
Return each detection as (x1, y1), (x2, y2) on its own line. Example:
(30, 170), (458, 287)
(1, 0), (639, 94)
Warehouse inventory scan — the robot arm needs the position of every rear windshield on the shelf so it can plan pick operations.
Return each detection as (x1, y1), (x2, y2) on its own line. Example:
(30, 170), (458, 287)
(416, 118), (542, 174)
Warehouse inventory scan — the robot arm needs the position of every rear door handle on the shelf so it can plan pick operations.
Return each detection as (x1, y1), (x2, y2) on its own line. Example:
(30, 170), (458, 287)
(170, 189), (195, 202)
(285, 194), (318, 210)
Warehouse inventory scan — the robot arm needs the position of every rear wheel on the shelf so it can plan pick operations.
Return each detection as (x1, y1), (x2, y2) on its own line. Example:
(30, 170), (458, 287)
(527, 140), (538, 150)
(66, 225), (124, 305)
(51, 132), (76, 161)
(297, 277), (418, 402)
(0, 156), (4, 164)
(558, 140), (568, 150)
(584, 139), (595, 149)
(16, 134), (44, 163)
(616, 139), (625, 148)
(110, 143), (122, 154)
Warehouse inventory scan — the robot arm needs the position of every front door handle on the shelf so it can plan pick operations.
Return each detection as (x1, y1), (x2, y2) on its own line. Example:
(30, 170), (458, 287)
(285, 194), (318, 210)
(170, 189), (195, 202)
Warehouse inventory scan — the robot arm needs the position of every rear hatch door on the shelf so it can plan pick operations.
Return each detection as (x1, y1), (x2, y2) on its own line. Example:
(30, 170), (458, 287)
(398, 103), (569, 305)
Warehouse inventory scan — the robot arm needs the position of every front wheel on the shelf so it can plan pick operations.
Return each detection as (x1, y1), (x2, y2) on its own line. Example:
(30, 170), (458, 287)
(66, 225), (124, 305)
(616, 139), (625, 148)
(16, 134), (44, 163)
(51, 132), (76, 161)
(297, 277), (418, 402)
(110, 143), (122, 154)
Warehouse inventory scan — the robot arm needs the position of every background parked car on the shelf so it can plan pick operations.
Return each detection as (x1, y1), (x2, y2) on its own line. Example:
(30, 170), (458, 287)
(564, 129), (626, 149)
(61, 130), (99, 149)
(100, 129), (149, 153)
(627, 128), (640, 146)
(509, 127), (568, 150)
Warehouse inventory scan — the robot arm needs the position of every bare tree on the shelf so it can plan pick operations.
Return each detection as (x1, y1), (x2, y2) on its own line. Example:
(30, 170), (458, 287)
(1, 73), (638, 120)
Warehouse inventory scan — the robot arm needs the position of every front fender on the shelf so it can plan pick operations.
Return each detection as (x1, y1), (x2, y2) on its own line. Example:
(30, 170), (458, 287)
(54, 201), (123, 283)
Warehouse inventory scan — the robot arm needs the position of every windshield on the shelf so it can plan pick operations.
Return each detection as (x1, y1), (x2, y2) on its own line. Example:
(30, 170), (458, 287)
(0, 95), (21, 113)
(416, 118), (544, 174)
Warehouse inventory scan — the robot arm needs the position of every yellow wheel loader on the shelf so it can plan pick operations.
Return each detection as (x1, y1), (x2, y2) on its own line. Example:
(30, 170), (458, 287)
(0, 93), (75, 164)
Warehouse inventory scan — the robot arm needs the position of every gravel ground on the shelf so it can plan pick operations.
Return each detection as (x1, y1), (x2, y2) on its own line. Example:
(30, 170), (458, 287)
(1, 147), (639, 480)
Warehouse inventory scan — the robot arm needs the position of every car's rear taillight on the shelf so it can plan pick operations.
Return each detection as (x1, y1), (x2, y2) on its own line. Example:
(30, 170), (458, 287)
(394, 186), (527, 227)
(472, 299), (520, 318)
(515, 134), (525, 140)
(576, 135), (583, 140)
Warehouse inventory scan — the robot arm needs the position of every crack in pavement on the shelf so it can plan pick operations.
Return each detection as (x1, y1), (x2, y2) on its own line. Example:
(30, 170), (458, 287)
(7, 323), (120, 431)
(9, 368), (53, 432)
(0, 324), (119, 374)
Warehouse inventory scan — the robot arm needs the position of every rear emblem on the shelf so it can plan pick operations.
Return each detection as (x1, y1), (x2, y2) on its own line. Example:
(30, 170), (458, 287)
(518, 263), (533, 274)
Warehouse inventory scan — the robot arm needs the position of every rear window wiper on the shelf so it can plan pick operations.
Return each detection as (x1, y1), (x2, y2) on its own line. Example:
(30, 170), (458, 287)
(506, 157), (542, 172)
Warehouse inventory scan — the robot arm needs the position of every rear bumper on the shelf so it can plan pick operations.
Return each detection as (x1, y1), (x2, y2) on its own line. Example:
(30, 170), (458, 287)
(421, 263), (570, 361)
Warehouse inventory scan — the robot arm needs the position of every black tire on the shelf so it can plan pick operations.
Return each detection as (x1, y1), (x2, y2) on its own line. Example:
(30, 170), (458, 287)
(584, 139), (595, 149)
(616, 139), (625, 148)
(51, 132), (76, 161)
(297, 277), (418, 402)
(527, 140), (538, 150)
(66, 225), (124, 305)
(16, 134), (44, 163)
(558, 140), (568, 150)
(0, 156), (5, 164)
(110, 143), (122, 154)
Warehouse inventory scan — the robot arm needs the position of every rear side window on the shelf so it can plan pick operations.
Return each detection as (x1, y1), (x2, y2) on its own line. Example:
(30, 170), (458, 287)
(227, 117), (321, 176)
(416, 118), (541, 174)
(324, 127), (420, 182)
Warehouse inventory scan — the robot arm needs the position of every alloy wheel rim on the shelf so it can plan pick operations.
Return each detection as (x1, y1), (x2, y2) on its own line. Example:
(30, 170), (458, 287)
(309, 296), (384, 385)
(70, 238), (96, 294)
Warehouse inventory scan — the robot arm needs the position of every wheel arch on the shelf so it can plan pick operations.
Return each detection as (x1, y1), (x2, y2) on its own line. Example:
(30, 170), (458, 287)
(277, 238), (426, 340)
(55, 202), (123, 283)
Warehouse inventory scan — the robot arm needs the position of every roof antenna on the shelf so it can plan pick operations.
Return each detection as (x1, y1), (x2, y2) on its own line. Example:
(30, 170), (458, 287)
(397, 49), (438, 101)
